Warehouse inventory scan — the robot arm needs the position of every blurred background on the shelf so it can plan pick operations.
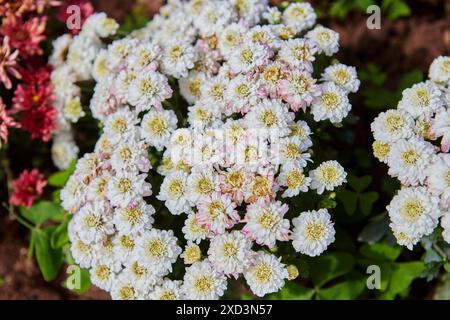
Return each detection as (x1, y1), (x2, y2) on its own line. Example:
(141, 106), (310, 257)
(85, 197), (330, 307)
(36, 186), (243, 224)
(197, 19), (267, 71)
(0, 0), (449, 299)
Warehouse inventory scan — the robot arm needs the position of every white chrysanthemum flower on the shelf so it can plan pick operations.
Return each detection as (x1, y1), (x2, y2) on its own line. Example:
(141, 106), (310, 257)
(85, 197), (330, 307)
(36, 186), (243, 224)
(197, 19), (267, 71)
(110, 273), (148, 300)
(371, 109), (415, 143)
(179, 71), (208, 104)
(306, 26), (339, 56)
(51, 132), (79, 170)
(128, 70), (173, 111)
(122, 259), (161, 289)
(243, 199), (290, 247)
(136, 229), (182, 274)
(291, 209), (335, 257)
(182, 260), (228, 300)
(432, 109), (450, 152)
(428, 55), (450, 83)
(67, 35), (101, 80)
(181, 243), (202, 265)
(282, 2), (316, 33)
(82, 12), (119, 38)
(157, 171), (191, 215)
(310, 160), (347, 194)
(246, 99), (293, 137)
(92, 49), (111, 82)
(149, 279), (183, 300)
(387, 187), (442, 242)
(390, 223), (421, 250)
(230, 0), (267, 26)
(321, 64), (360, 93)
(426, 153), (450, 207)
(106, 172), (152, 207)
(194, 1), (236, 37)
(196, 192), (240, 234)
(112, 233), (137, 265)
(90, 263), (117, 292)
(103, 108), (140, 145)
(246, 25), (280, 49)
(228, 43), (271, 74)
(278, 38), (317, 72)
(208, 231), (253, 277)
(186, 168), (219, 203)
(279, 162), (311, 197)
(72, 201), (114, 244)
(288, 120), (313, 150)
(262, 7), (281, 24)
(441, 213), (450, 244)
(244, 251), (288, 297)
(182, 212), (209, 244)
(200, 74), (229, 111)
(49, 34), (72, 68)
(140, 109), (178, 151)
(106, 38), (138, 70)
(187, 103), (222, 129)
(60, 174), (87, 213)
(128, 42), (161, 71)
(161, 40), (197, 78)
(113, 200), (155, 235)
(274, 136), (311, 167)
(311, 82), (351, 123)
(398, 81), (443, 118)
(279, 69), (320, 112)
(69, 224), (94, 269)
(218, 23), (247, 57)
(110, 139), (150, 174)
(226, 75), (261, 114)
(387, 137), (436, 185)
(372, 140), (390, 164)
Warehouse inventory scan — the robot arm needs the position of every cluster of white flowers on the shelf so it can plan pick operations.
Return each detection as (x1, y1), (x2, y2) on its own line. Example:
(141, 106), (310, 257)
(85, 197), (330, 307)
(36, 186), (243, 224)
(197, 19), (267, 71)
(371, 56), (450, 249)
(49, 13), (120, 169)
(62, 0), (358, 300)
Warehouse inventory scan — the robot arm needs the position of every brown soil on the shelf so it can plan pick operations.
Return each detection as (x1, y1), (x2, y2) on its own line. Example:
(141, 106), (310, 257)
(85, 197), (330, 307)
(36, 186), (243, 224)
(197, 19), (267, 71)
(1, 0), (449, 300)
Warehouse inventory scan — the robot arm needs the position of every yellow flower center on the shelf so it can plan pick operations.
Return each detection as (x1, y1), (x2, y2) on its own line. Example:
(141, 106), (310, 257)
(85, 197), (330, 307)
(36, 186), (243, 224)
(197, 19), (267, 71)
(240, 48), (254, 64)
(401, 149), (418, 165)
(147, 239), (167, 258)
(286, 170), (305, 189)
(119, 147), (132, 161)
(188, 79), (202, 97)
(168, 179), (184, 198)
(305, 222), (326, 241)
(147, 117), (167, 136)
(414, 88), (430, 106)
(254, 263), (272, 284)
(159, 291), (177, 300)
(139, 78), (156, 94)
(118, 287), (135, 300)
(184, 244), (202, 264)
(208, 201), (225, 219)
(321, 92), (340, 110)
(262, 65), (282, 83)
(94, 265), (110, 281)
(260, 110), (278, 127)
(195, 177), (214, 195)
(194, 276), (214, 294)
(372, 141), (389, 161)
(112, 118), (127, 133)
(252, 176), (271, 198)
(402, 200), (424, 221)
(333, 68), (351, 85)
(235, 84), (251, 98)
(283, 143), (300, 159)
(64, 98), (82, 117)
(318, 165), (339, 184)
(119, 235), (135, 250)
(225, 171), (245, 189)
(85, 214), (102, 229)
(292, 44), (310, 61)
(131, 261), (147, 277)
(169, 45), (184, 60)
(117, 178), (132, 193)
(223, 242), (238, 258)
(258, 210), (276, 230)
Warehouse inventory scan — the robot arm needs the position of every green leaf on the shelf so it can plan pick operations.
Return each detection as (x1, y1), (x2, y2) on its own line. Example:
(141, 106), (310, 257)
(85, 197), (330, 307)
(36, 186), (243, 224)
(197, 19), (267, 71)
(360, 242), (402, 261)
(307, 252), (355, 287)
(64, 267), (91, 295)
(33, 228), (64, 281)
(383, 262), (424, 299)
(51, 220), (69, 249)
(337, 190), (358, 215)
(19, 201), (66, 225)
(398, 70), (423, 91)
(47, 159), (76, 187)
(348, 175), (372, 193)
(385, 0), (411, 20)
(358, 213), (389, 243)
(317, 278), (366, 299)
(359, 191), (379, 215)
(267, 282), (314, 300)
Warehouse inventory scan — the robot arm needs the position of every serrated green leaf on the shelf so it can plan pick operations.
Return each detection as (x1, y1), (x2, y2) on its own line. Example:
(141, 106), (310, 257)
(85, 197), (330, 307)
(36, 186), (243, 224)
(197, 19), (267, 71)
(383, 262), (424, 299)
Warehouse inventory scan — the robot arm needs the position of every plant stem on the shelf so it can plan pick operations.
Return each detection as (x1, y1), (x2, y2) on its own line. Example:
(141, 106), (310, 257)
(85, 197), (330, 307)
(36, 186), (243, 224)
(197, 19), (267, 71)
(433, 242), (448, 261)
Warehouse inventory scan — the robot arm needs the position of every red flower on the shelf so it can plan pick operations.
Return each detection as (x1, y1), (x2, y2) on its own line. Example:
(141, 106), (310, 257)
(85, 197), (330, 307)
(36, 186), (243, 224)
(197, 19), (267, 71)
(9, 169), (47, 208)
(0, 97), (20, 146)
(0, 36), (21, 89)
(20, 104), (57, 141)
(0, 15), (47, 58)
(12, 66), (53, 111)
(57, 0), (93, 35)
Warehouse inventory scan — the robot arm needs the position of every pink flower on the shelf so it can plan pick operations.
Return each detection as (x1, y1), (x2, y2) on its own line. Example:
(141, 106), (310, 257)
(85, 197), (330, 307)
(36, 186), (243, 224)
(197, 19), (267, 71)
(0, 15), (47, 58)
(20, 104), (57, 142)
(9, 169), (47, 208)
(0, 36), (21, 89)
(57, 0), (93, 35)
(0, 97), (20, 146)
